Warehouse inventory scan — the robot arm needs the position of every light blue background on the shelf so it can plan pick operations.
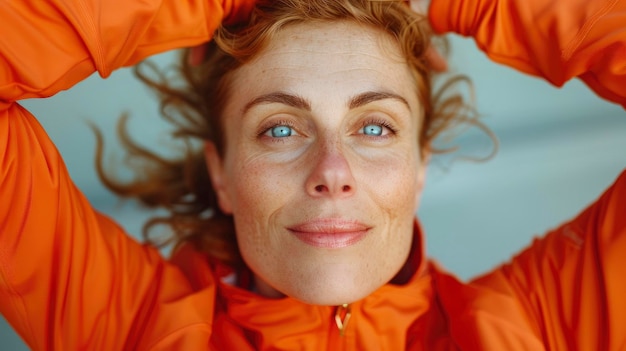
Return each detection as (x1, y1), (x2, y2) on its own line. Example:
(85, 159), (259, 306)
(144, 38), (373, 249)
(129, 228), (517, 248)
(2, 35), (625, 349)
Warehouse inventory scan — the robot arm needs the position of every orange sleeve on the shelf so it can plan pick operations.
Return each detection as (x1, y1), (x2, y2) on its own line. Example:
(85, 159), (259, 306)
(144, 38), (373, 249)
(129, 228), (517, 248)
(0, 0), (254, 102)
(429, 0), (626, 108)
(0, 105), (222, 350)
(0, 0), (254, 349)
(471, 171), (626, 349)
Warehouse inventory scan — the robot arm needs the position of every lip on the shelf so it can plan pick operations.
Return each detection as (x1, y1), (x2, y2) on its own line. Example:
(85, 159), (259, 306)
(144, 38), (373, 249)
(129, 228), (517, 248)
(288, 219), (370, 249)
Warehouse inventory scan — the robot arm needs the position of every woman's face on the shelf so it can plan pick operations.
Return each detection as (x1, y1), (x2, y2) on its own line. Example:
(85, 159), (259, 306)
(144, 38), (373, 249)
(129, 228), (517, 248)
(205, 21), (426, 305)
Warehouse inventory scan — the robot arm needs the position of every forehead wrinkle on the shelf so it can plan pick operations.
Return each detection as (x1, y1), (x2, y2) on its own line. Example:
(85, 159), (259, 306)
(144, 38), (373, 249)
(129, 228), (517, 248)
(266, 49), (395, 64)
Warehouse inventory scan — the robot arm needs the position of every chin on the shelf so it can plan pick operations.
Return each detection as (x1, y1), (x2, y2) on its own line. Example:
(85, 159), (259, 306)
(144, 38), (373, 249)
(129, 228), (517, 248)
(290, 284), (380, 306)
(248, 238), (413, 305)
(279, 266), (396, 306)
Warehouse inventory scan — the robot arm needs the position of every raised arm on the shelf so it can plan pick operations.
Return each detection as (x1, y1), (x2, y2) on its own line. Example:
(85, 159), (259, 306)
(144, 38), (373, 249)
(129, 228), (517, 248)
(466, 171), (626, 349)
(0, 0), (253, 102)
(429, 0), (626, 108)
(0, 0), (253, 349)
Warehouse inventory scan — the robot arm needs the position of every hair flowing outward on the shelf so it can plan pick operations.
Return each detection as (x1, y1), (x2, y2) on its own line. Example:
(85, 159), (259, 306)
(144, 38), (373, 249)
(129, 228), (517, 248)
(96, 0), (485, 266)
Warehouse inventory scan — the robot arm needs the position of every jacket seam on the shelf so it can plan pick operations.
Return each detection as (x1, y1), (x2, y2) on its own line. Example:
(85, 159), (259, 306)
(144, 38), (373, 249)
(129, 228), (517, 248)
(76, 0), (108, 77)
(561, 0), (619, 61)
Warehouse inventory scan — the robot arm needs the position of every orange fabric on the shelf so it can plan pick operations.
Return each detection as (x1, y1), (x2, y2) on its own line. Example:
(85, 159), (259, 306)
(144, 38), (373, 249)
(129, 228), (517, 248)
(429, 0), (626, 108)
(1, 0), (625, 350)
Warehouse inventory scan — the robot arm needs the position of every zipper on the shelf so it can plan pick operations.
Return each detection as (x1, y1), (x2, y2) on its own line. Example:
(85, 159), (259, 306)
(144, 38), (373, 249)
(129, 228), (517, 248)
(334, 303), (352, 336)
(327, 303), (353, 351)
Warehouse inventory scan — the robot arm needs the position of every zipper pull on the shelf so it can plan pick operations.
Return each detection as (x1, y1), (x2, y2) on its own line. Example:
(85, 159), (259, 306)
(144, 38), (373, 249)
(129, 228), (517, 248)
(335, 303), (352, 336)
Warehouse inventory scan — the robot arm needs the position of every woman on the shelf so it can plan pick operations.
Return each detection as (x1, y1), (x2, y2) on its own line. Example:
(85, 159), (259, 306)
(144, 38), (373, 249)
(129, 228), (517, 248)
(1, 0), (625, 350)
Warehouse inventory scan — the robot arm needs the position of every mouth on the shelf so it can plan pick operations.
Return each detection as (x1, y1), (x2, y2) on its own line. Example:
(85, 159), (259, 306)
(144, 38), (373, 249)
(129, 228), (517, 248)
(287, 219), (370, 249)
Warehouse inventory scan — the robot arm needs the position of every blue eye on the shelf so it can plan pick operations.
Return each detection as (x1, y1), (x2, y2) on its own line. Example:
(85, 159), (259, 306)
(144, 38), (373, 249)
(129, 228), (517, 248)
(361, 124), (383, 136)
(270, 125), (293, 138)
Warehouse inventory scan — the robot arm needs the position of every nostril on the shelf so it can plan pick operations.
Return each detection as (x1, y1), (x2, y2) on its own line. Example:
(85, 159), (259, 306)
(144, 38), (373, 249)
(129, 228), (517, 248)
(311, 184), (351, 194)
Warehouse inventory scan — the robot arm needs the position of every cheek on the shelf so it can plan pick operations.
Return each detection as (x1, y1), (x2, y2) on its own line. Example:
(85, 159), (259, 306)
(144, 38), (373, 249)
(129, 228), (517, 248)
(228, 162), (281, 271)
(358, 150), (422, 216)
(228, 156), (283, 212)
(226, 156), (298, 242)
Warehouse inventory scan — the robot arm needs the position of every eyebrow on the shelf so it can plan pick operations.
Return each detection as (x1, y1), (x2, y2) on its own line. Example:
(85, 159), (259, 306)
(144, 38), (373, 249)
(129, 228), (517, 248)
(243, 92), (311, 114)
(242, 90), (410, 114)
(348, 91), (410, 110)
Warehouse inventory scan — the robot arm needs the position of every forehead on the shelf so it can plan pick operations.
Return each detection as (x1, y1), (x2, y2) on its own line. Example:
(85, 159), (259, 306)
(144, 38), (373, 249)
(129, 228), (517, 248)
(266, 20), (402, 57)
(225, 21), (419, 115)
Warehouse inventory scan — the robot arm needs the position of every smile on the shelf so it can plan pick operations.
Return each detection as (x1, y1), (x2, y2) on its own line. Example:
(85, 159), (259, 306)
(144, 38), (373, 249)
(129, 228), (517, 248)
(288, 219), (370, 249)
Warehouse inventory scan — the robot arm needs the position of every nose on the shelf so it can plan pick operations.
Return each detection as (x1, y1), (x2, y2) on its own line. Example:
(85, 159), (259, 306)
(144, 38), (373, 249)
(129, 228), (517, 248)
(305, 141), (356, 199)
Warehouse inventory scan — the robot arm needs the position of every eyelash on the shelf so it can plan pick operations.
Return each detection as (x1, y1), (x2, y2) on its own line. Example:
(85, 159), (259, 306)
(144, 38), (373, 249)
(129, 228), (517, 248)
(360, 118), (398, 136)
(258, 119), (296, 138)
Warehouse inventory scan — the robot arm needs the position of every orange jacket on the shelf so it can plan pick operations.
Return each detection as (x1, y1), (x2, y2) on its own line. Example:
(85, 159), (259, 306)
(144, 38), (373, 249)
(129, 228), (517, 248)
(1, 0), (625, 350)
(430, 0), (626, 108)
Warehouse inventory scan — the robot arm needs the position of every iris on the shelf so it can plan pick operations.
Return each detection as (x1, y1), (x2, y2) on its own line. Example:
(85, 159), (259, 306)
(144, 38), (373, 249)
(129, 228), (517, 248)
(362, 124), (383, 136)
(271, 125), (292, 138)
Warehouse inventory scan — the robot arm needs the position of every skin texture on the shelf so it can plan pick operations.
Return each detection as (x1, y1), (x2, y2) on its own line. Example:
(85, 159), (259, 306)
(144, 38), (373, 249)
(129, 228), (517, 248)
(205, 21), (427, 305)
